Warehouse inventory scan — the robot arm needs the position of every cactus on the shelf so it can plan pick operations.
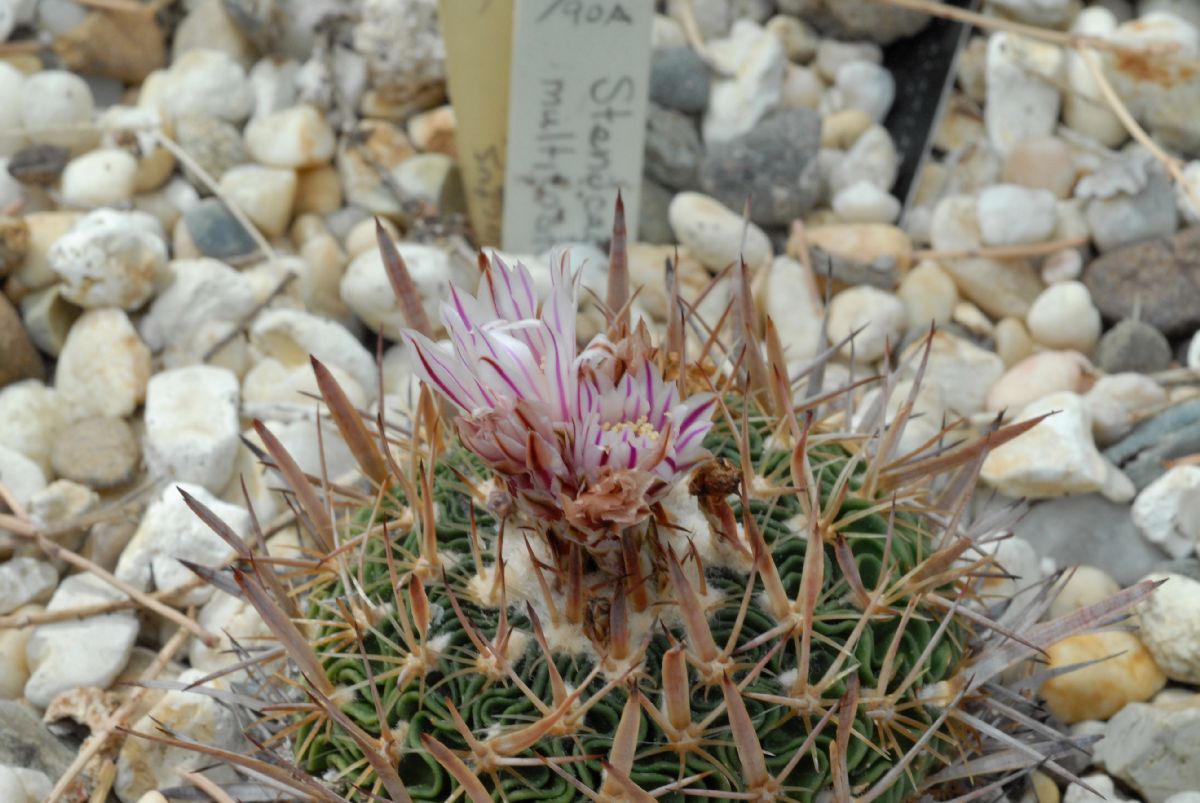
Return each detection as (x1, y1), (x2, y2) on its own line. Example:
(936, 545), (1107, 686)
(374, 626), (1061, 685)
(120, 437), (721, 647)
(168, 202), (1157, 803)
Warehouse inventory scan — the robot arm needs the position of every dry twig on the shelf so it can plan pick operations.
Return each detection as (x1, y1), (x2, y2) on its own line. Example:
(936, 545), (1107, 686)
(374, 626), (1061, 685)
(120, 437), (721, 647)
(914, 235), (1090, 262)
(46, 617), (194, 801)
(152, 131), (278, 261)
(0, 480), (219, 648)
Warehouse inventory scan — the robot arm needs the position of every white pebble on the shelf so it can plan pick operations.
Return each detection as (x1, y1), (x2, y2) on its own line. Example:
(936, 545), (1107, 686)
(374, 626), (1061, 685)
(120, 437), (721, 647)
(0, 765), (52, 803)
(216, 164), (297, 238)
(48, 209), (166, 309)
(394, 153), (455, 206)
(25, 573), (137, 708)
(160, 49), (253, 123)
(897, 260), (958, 330)
(780, 63), (822, 108)
(702, 21), (787, 145)
(832, 180), (900, 223)
(19, 70), (95, 153)
(1132, 466), (1200, 558)
(1178, 159), (1200, 224)
(763, 255), (824, 364)
(902, 331), (1005, 416)
(829, 124), (898, 193)
(1041, 248), (1084, 284)
(0, 381), (71, 475)
(139, 258), (260, 354)
(834, 60), (895, 123)
(242, 357), (367, 421)
(951, 301), (994, 338)
(244, 103), (335, 168)
(0, 558), (56, 615)
(995, 316), (1035, 367)
(1063, 9), (1128, 148)
(247, 57), (300, 120)
(985, 33), (1063, 155)
(1063, 774), (1132, 803)
(250, 309), (377, 401)
(190, 592), (271, 675)
(55, 308), (152, 419)
(815, 39), (882, 82)
(1189, 330), (1200, 369)
(977, 183), (1058, 246)
(668, 191), (772, 271)
(1085, 372), (1166, 445)
(1026, 281), (1101, 354)
(0, 62), (25, 156)
(59, 149), (139, 208)
(1136, 572), (1200, 684)
(1050, 565), (1120, 619)
(144, 365), (240, 493)
(979, 535), (1041, 602)
(341, 243), (462, 340)
(115, 483), (250, 606)
(826, 285), (906, 363)
(986, 350), (1092, 413)
(982, 391), (1132, 501)
(0, 446), (45, 525)
(115, 669), (242, 802)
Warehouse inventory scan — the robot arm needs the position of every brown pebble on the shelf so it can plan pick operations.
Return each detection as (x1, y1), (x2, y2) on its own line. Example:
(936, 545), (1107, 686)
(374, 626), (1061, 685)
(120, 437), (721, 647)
(50, 416), (141, 490)
(0, 216), (29, 278)
(0, 293), (44, 389)
(7, 144), (71, 187)
(1001, 135), (1077, 199)
(53, 10), (166, 85)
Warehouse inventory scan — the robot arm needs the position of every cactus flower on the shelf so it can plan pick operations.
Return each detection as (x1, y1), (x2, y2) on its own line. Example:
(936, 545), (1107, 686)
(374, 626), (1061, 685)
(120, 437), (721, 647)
(401, 251), (715, 541)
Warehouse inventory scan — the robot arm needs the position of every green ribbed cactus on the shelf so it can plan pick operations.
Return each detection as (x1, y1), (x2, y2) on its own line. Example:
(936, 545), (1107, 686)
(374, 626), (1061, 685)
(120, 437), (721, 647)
(170, 205), (1158, 803)
(295, 403), (968, 802)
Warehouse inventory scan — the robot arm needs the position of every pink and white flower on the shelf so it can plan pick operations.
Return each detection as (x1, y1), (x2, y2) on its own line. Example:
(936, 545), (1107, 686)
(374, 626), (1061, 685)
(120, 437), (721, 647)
(401, 251), (715, 540)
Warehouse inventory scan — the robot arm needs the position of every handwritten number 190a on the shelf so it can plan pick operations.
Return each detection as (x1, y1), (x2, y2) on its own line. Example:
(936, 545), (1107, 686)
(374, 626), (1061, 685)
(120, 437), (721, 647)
(536, 0), (634, 25)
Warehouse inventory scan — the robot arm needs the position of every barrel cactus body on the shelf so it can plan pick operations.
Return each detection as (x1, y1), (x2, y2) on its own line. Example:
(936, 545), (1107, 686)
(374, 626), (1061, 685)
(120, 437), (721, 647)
(296, 405), (974, 801)
(187, 207), (1156, 802)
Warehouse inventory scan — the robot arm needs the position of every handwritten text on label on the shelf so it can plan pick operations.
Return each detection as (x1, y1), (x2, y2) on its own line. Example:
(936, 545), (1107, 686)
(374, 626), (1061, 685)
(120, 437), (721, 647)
(503, 0), (651, 252)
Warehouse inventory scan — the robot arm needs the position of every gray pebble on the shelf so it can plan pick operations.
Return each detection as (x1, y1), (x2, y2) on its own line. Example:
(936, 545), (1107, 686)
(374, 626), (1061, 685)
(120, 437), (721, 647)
(638, 178), (675, 245)
(174, 113), (247, 185)
(643, 103), (703, 191)
(699, 108), (823, 226)
(1013, 494), (1170, 585)
(1086, 168), (1178, 254)
(1104, 399), (1200, 491)
(184, 198), (258, 261)
(1094, 318), (1172, 374)
(649, 47), (710, 115)
(1150, 556), (1200, 583)
(1084, 226), (1200, 337)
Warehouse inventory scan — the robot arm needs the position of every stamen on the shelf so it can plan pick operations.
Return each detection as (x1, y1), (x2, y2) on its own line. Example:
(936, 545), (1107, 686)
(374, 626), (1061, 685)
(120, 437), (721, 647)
(601, 415), (661, 440)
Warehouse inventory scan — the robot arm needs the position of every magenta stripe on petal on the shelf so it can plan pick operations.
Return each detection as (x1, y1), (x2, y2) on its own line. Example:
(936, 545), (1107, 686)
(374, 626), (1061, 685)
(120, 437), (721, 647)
(679, 396), (716, 433)
(673, 428), (708, 455)
(411, 342), (471, 411)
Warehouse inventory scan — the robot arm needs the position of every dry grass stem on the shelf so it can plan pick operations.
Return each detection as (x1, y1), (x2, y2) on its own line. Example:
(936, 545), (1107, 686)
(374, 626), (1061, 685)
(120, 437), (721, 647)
(915, 235), (1089, 261)
(0, 481), (219, 648)
(0, 576), (205, 629)
(152, 131), (279, 261)
(873, 0), (1200, 70)
(1077, 46), (1200, 214)
(179, 769), (239, 803)
(77, 0), (158, 14)
(0, 40), (41, 55)
(46, 616), (194, 802)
